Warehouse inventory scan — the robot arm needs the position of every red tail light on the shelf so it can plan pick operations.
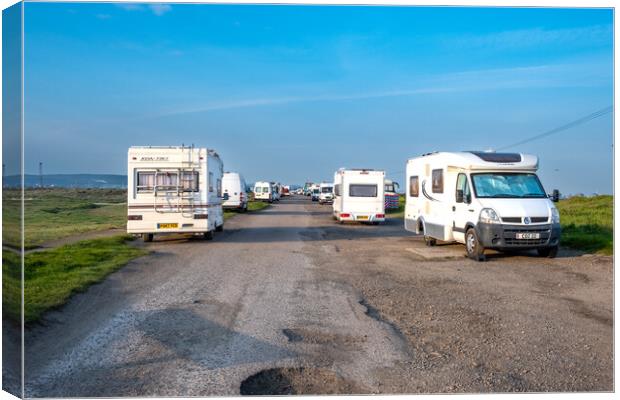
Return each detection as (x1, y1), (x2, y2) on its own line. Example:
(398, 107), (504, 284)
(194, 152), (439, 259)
(376, 214), (385, 219)
(128, 215), (142, 220)
(340, 213), (351, 218)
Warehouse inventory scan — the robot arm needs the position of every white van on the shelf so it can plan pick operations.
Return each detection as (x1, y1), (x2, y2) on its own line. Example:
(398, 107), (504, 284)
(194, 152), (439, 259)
(333, 169), (385, 223)
(254, 181), (273, 202)
(405, 151), (561, 261)
(222, 172), (248, 211)
(319, 183), (334, 204)
(127, 146), (224, 242)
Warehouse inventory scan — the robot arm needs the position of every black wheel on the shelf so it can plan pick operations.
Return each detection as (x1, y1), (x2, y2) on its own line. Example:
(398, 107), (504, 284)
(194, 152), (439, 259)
(424, 235), (436, 246)
(203, 231), (214, 240)
(142, 233), (153, 243)
(215, 224), (224, 232)
(465, 228), (486, 261)
(537, 246), (558, 258)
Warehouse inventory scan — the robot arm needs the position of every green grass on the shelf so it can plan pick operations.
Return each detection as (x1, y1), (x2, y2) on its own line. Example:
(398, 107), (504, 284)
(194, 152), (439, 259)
(224, 199), (271, 219)
(3, 235), (148, 323)
(3, 188), (127, 249)
(557, 195), (612, 255)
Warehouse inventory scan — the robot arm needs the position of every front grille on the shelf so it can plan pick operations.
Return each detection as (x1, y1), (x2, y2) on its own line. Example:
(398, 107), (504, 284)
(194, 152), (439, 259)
(531, 217), (548, 223)
(504, 238), (548, 246)
(502, 217), (549, 224)
(503, 228), (549, 233)
(502, 217), (521, 223)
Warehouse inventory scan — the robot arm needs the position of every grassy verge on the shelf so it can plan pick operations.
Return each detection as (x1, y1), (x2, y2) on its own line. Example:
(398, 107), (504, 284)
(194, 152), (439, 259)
(3, 188), (127, 249)
(224, 199), (271, 220)
(557, 195), (612, 255)
(3, 235), (148, 323)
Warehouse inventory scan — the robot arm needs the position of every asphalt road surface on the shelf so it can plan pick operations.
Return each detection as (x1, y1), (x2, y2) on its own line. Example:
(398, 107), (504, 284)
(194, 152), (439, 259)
(20, 196), (612, 396)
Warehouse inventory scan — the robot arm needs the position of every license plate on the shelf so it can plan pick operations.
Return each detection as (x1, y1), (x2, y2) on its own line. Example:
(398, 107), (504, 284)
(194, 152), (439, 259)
(157, 223), (178, 229)
(357, 215), (369, 220)
(515, 232), (540, 239)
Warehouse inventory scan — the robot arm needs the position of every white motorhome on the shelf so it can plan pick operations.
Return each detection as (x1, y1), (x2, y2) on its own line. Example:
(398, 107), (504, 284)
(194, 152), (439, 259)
(222, 172), (248, 211)
(333, 169), (385, 223)
(319, 182), (334, 204)
(254, 181), (273, 202)
(127, 146), (225, 242)
(405, 151), (561, 261)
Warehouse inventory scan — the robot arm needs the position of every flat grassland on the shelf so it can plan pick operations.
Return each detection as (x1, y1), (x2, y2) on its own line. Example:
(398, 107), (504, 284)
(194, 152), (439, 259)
(387, 194), (612, 254)
(3, 188), (268, 323)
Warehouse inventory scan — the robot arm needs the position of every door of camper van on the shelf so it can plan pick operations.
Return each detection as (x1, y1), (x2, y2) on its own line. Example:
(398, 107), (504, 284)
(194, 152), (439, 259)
(452, 173), (473, 242)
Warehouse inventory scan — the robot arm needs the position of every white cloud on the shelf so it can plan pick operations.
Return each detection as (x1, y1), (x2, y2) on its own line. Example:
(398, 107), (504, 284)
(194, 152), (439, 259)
(149, 4), (172, 16)
(115, 4), (143, 12)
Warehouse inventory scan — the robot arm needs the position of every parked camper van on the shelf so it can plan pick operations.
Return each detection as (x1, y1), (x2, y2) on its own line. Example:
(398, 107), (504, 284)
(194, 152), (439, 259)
(127, 146), (224, 242)
(384, 179), (400, 210)
(222, 172), (248, 211)
(311, 186), (320, 202)
(254, 181), (273, 202)
(404, 151), (561, 261)
(333, 169), (385, 223)
(319, 183), (334, 204)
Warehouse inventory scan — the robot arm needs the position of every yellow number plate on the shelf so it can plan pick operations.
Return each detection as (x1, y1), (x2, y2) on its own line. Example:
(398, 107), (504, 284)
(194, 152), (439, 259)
(357, 215), (369, 220)
(157, 223), (178, 229)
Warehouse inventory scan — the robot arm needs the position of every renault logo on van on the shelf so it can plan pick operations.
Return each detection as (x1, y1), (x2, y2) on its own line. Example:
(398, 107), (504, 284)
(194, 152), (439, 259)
(524, 217), (531, 225)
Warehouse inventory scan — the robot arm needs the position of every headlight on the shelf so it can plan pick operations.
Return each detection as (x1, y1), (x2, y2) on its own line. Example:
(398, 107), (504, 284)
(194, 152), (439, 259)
(479, 208), (501, 224)
(551, 207), (560, 224)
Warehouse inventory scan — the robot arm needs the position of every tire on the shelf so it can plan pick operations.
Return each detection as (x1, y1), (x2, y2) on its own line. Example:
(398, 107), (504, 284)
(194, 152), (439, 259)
(142, 233), (153, 243)
(465, 228), (486, 261)
(215, 224), (224, 232)
(537, 245), (558, 258)
(203, 231), (214, 240)
(424, 235), (436, 246)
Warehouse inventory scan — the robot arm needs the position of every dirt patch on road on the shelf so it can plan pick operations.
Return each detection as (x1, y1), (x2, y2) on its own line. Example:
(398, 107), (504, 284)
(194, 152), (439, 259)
(240, 367), (364, 395)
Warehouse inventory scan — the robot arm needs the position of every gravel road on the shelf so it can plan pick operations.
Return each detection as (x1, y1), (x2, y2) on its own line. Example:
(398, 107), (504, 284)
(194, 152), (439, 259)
(21, 196), (613, 396)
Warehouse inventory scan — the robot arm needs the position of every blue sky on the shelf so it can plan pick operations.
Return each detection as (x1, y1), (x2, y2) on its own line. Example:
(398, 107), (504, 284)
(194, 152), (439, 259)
(22, 3), (613, 194)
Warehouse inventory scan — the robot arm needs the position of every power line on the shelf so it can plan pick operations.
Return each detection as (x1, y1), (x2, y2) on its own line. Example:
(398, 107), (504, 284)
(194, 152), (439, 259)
(496, 105), (613, 151)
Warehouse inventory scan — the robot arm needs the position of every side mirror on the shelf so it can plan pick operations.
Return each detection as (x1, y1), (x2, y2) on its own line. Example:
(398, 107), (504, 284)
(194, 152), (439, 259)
(456, 189), (464, 203)
(550, 189), (560, 203)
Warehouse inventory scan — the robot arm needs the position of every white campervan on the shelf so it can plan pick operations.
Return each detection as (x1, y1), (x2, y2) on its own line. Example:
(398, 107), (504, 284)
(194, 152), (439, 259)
(333, 169), (385, 223)
(254, 181), (273, 202)
(319, 182), (334, 204)
(222, 172), (248, 211)
(127, 146), (225, 242)
(405, 151), (561, 261)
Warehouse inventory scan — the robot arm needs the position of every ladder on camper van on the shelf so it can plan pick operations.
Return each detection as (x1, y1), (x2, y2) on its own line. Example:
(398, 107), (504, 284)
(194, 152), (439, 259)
(153, 147), (200, 217)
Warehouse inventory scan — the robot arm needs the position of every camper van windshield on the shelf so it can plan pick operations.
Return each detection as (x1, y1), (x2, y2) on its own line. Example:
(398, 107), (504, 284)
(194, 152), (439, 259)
(471, 173), (546, 198)
(349, 184), (378, 197)
(322, 187), (333, 193)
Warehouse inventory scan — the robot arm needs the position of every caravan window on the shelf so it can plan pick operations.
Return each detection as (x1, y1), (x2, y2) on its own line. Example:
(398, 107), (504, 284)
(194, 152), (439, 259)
(180, 172), (199, 192)
(334, 184), (341, 196)
(432, 169), (443, 193)
(137, 171), (185, 192)
(409, 176), (419, 197)
(216, 179), (222, 197)
(137, 172), (155, 192)
(349, 184), (377, 197)
(209, 172), (214, 192)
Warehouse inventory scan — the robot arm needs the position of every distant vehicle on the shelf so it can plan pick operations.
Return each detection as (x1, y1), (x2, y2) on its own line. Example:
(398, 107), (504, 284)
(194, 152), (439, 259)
(127, 146), (224, 242)
(222, 172), (248, 211)
(282, 185), (291, 196)
(311, 187), (320, 202)
(303, 182), (314, 196)
(319, 182), (334, 204)
(384, 179), (400, 209)
(254, 181), (273, 202)
(333, 169), (385, 223)
(405, 151), (561, 261)
(271, 182), (281, 201)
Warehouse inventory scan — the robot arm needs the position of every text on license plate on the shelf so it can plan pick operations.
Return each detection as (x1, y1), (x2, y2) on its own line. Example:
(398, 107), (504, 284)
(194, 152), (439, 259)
(158, 223), (178, 229)
(356, 215), (369, 220)
(515, 232), (540, 239)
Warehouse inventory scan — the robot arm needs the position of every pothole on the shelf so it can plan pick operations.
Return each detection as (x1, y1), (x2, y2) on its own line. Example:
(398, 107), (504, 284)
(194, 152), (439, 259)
(240, 367), (363, 395)
(282, 328), (366, 345)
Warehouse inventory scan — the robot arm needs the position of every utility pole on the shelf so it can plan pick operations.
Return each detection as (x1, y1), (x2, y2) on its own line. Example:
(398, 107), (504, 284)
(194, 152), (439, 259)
(39, 162), (43, 187)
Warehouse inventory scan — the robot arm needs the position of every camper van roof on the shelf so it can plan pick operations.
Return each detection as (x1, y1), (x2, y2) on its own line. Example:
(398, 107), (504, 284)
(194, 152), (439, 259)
(408, 151), (538, 170)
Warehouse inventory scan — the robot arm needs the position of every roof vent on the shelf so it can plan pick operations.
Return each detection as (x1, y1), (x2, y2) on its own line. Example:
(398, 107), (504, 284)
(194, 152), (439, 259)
(468, 151), (522, 163)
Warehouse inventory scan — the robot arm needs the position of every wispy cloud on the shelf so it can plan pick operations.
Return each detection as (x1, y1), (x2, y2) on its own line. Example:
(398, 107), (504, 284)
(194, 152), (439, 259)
(450, 25), (612, 50)
(115, 3), (172, 16)
(149, 4), (172, 16)
(155, 62), (604, 118)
